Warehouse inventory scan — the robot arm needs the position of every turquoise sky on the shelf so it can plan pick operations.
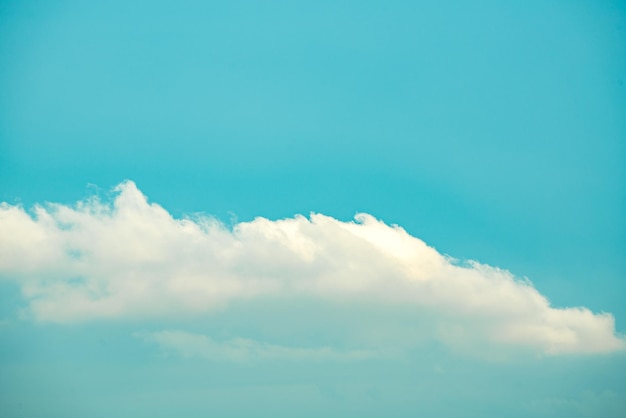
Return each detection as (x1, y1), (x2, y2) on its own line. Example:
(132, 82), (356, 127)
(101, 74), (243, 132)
(1, 1), (625, 417)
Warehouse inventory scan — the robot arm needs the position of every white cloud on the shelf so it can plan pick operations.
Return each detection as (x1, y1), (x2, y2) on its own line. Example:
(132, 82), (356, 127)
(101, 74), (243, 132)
(134, 330), (374, 362)
(0, 180), (623, 355)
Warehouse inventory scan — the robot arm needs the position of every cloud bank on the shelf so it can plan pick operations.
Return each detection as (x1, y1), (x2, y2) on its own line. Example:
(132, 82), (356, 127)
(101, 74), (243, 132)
(0, 181), (623, 355)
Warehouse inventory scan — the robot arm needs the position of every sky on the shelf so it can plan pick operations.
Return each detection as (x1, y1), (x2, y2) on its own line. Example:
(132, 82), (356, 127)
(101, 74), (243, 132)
(0, 1), (625, 417)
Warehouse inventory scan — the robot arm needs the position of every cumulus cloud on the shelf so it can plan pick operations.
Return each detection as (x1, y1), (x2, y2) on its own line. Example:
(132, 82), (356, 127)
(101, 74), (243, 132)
(134, 330), (374, 362)
(0, 181), (623, 355)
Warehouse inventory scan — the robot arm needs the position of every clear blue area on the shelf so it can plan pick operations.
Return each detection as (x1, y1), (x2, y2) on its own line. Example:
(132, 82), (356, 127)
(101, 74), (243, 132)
(1, 1), (625, 417)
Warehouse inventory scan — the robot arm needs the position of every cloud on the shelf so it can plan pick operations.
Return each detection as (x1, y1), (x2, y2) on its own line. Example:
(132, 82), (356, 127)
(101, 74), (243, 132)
(0, 180), (623, 355)
(134, 330), (374, 362)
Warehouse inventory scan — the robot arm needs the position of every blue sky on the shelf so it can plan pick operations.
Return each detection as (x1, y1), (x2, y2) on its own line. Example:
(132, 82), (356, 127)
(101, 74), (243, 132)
(0, 1), (625, 417)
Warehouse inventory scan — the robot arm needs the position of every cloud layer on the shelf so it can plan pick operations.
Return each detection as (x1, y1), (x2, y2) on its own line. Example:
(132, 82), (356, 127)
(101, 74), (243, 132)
(0, 181), (623, 355)
(135, 330), (373, 363)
